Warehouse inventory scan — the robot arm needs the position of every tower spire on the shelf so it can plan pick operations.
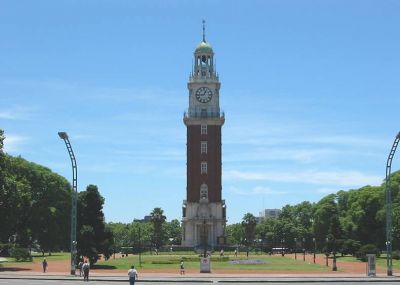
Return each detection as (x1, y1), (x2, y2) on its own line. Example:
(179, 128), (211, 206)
(202, 19), (206, 42)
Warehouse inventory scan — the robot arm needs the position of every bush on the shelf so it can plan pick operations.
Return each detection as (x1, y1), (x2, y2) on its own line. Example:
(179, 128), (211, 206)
(392, 250), (400, 260)
(0, 243), (12, 257)
(151, 260), (174, 264)
(211, 256), (229, 262)
(340, 239), (361, 256)
(355, 244), (380, 262)
(10, 248), (32, 261)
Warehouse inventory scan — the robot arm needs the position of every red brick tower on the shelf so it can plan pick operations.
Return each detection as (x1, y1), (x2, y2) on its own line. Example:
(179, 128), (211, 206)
(182, 23), (226, 247)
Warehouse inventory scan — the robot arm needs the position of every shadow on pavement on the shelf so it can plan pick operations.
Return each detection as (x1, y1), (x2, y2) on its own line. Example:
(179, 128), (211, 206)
(0, 267), (31, 272)
(92, 265), (117, 270)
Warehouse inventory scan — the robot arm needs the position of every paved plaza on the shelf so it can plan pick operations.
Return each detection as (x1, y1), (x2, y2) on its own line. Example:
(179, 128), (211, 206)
(0, 274), (400, 284)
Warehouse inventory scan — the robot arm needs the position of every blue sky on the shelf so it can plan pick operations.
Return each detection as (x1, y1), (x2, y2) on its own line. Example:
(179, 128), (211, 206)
(1, 0), (399, 224)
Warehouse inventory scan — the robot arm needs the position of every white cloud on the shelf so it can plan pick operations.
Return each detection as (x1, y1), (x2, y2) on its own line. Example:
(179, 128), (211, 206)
(81, 163), (119, 174)
(72, 134), (96, 140)
(0, 110), (16, 119)
(225, 147), (338, 163)
(89, 87), (183, 106)
(317, 188), (340, 194)
(300, 135), (387, 148)
(3, 134), (29, 153)
(0, 106), (34, 120)
(229, 186), (287, 196)
(225, 119), (387, 149)
(226, 133), (387, 149)
(225, 169), (382, 187)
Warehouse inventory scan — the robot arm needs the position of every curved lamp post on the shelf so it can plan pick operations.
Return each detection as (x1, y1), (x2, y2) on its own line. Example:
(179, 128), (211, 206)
(58, 132), (78, 275)
(385, 132), (400, 276)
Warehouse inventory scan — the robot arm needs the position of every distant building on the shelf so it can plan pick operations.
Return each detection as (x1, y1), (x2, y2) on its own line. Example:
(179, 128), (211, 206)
(259, 209), (281, 221)
(134, 215), (152, 223)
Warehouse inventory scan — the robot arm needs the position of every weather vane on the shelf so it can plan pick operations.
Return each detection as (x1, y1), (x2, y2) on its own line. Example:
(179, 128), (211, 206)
(202, 19), (206, 42)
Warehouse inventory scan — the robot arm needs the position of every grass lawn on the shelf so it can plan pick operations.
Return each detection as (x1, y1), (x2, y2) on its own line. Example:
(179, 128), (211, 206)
(96, 252), (330, 272)
(3, 252), (70, 265)
(337, 255), (400, 268)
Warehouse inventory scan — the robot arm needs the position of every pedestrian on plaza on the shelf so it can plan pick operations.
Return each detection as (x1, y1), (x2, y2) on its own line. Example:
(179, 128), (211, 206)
(234, 249), (238, 257)
(78, 260), (83, 276)
(180, 260), (185, 275)
(128, 265), (138, 285)
(42, 258), (48, 273)
(82, 260), (90, 282)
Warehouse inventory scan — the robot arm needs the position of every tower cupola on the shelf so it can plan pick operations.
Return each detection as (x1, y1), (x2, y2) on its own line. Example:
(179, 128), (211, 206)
(192, 20), (216, 80)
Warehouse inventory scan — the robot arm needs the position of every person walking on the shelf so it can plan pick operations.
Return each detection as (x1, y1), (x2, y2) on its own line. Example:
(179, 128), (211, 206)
(82, 260), (90, 282)
(42, 258), (48, 273)
(127, 265), (138, 285)
(180, 260), (185, 275)
(78, 260), (83, 276)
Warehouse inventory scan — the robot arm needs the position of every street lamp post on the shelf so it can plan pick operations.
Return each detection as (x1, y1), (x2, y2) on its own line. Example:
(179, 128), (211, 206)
(58, 132), (77, 276)
(325, 237), (329, 267)
(312, 238), (316, 264)
(258, 239), (262, 254)
(332, 251), (337, 271)
(203, 219), (207, 258)
(113, 237), (116, 260)
(331, 235), (337, 271)
(302, 238), (306, 262)
(281, 239), (285, 256)
(294, 238), (297, 260)
(169, 237), (174, 252)
(138, 225), (142, 267)
(385, 132), (399, 276)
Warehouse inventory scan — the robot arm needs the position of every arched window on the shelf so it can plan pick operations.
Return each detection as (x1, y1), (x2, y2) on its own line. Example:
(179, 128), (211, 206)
(200, 184), (208, 200)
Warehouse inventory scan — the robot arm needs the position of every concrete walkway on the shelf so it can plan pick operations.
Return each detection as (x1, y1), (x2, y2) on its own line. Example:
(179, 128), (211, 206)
(0, 271), (399, 283)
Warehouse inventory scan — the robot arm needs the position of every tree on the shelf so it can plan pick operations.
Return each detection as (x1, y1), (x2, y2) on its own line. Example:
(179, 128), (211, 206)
(150, 207), (166, 250)
(0, 129), (4, 152)
(390, 171), (400, 249)
(241, 213), (257, 256)
(226, 223), (244, 245)
(77, 185), (114, 264)
(106, 222), (131, 252)
(0, 151), (71, 252)
(313, 194), (341, 249)
(256, 218), (277, 252)
(164, 219), (182, 245)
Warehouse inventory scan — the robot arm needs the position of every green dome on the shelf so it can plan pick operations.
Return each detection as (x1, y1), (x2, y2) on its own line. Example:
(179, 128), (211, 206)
(195, 40), (213, 53)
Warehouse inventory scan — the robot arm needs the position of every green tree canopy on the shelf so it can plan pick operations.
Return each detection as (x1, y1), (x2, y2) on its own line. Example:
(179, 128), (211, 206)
(77, 184), (114, 264)
(0, 145), (71, 253)
(241, 213), (257, 247)
(150, 207), (166, 250)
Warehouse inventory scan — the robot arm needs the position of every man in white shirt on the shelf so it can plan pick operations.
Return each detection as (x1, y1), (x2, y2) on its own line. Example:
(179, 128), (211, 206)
(128, 265), (138, 285)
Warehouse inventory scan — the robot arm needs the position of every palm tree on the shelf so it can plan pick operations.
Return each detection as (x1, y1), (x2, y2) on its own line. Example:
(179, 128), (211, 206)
(241, 213), (257, 257)
(150, 207), (166, 250)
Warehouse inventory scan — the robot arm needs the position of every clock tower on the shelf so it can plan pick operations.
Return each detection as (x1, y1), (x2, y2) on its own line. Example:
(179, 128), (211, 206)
(182, 22), (226, 248)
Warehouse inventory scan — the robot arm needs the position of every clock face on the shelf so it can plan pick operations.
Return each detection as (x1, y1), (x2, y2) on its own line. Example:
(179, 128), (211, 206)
(195, 87), (213, 103)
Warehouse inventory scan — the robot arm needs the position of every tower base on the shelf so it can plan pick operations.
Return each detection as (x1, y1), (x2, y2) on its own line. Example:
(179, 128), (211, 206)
(181, 200), (226, 248)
